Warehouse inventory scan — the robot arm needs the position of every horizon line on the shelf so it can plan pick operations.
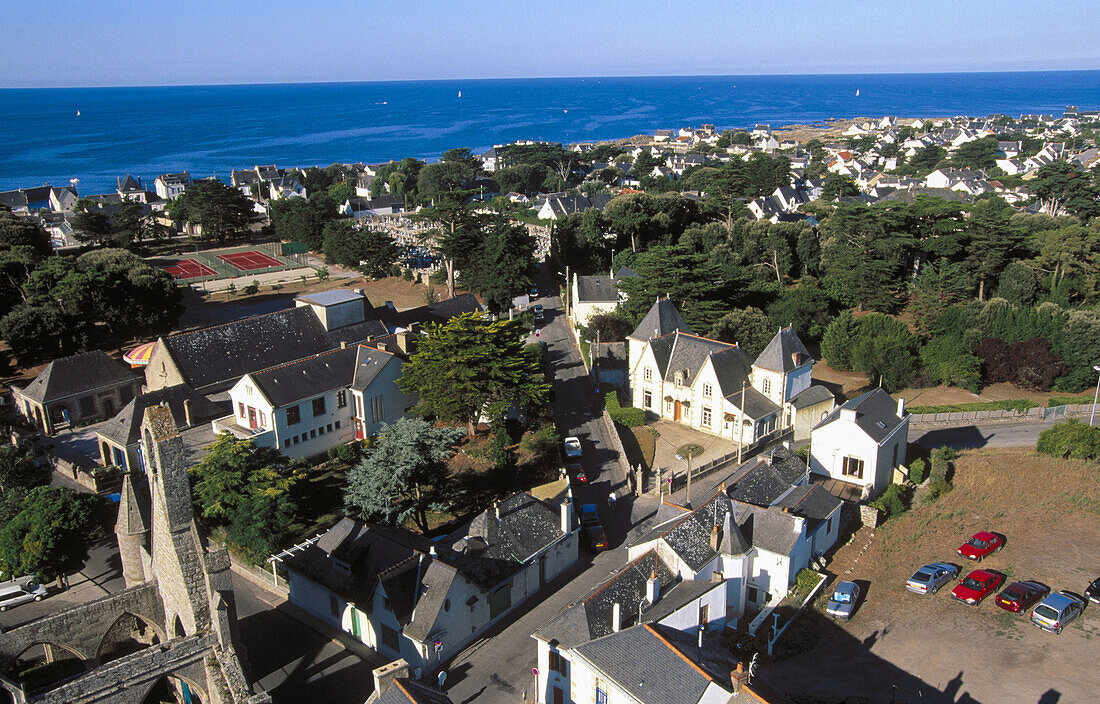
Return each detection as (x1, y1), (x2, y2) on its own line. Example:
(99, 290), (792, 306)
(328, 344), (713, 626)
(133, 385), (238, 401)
(2, 66), (1099, 91)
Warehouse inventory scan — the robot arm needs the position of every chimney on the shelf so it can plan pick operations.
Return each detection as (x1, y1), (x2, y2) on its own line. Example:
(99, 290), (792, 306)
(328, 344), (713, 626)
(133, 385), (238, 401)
(840, 407), (858, 423)
(396, 331), (410, 354)
(612, 602), (621, 632)
(385, 300), (396, 310)
(340, 340), (347, 349)
(372, 659), (410, 695)
(354, 288), (365, 297)
(377, 342), (388, 352)
(710, 524), (721, 551)
(182, 399), (193, 427)
(494, 501), (501, 519)
(561, 499), (572, 534)
(429, 544), (437, 557)
(897, 396), (906, 417)
(730, 661), (751, 693)
(645, 571), (660, 605)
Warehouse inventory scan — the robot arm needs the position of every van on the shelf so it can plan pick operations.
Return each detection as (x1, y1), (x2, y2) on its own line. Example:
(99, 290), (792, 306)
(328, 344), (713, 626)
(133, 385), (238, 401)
(0, 578), (47, 611)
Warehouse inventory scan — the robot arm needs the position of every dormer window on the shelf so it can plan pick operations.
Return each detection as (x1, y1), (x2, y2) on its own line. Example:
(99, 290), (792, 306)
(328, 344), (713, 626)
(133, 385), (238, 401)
(674, 371), (684, 387)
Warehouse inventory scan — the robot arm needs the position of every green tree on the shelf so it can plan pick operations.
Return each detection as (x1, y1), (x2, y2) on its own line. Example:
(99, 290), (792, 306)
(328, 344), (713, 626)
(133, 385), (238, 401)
(71, 201), (113, 246)
(585, 309), (635, 342)
(850, 313), (918, 390)
(766, 279), (834, 341)
(460, 218), (535, 314)
(996, 261), (1038, 306)
(0, 486), (99, 583)
(399, 312), (548, 435)
(820, 310), (858, 370)
(920, 336), (981, 392)
(821, 173), (860, 200)
(0, 301), (93, 363)
(344, 418), (466, 533)
(616, 244), (729, 332)
(417, 161), (477, 198)
(950, 136), (1000, 170)
(962, 198), (1024, 301)
(268, 195), (339, 252)
(906, 262), (970, 334)
(322, 221), (399, 278)
(707, 307), (775, 356)
(0, 209), (52, 257)
(820, 204), (904, 311)
(908, 145), (947, 173)
(0, 443), (50, 495)
(110, 200), (153, 245)
(1030, 162), (1100, 219)
(414, 201), (489, 299)
(167, 179), (256, 242)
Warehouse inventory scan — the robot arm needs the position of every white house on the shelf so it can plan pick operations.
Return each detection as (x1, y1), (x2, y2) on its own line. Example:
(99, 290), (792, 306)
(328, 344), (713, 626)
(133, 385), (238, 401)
(627, 299), (835, 445)
(809, 388), (909, 500)
(570, 267), (638, 328)
(154, 172), (191, 200)
(284, 494), (578, 674)
(218, 342), (411, 459)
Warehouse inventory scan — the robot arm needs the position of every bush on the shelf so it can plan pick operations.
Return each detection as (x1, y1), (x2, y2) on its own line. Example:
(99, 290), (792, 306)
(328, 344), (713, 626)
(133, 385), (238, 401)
(919, 336), (981, 392)
(795, 568), (821, 595)
(402, 268), (414, 281)
(908, 457), (927, 484)
(870, 484), (910, 520)
(974, 337), (1065, 391)
(929, 447), (955, 483)
(1036, 420), (1100, 460)
(821, 310), (857, 370)
(605, 391), (645, 427)
(795, 446), (809, 463)
(327, 441), (364, 466)
(924, 479), (954, 503)
(488, 428), (511, 469)
(243, 280), (260, 295)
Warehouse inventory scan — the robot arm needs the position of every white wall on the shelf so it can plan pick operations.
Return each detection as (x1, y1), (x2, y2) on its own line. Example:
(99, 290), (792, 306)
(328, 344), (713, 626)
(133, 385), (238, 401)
(809, 415), (909, 498)
(352, 357), (415, 437)
(654, 584), (727, 632)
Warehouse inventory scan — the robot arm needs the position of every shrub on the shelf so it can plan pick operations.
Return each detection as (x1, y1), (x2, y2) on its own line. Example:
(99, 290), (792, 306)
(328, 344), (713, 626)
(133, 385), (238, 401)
(908, 457), (927, 484)
(795, 568), (821, 595)
(870, 484), (910, 520)
(327, 441), (364, 466)
(924, 479), (954, 503)
(974, 337), (1065, 391)
(907, 399), (1038, 414)
(796, 446), (810, 463)
(488, 428), (511, 469)
(1036, 420), (1100, 460)
(929, 447), (954, 483)
(605, 391), (645, 427)
(821, 310), (857, 370)
(402, 268), (414, 281)
(243, 280), (260, 295)
(919, 336), (981, 392)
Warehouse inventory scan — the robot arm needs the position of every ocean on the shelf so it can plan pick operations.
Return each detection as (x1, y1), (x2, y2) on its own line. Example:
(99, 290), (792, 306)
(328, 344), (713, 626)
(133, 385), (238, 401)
(1, 71), (1098, 196)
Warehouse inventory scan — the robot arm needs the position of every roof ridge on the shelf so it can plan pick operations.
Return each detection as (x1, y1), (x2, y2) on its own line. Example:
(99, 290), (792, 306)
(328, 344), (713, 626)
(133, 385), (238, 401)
(585, 548), (657, 603)
(642, 624), (711, 680)
(659, 487), (727, 536)
(168, 305), (307, 339)
(253, 343), (362, 378)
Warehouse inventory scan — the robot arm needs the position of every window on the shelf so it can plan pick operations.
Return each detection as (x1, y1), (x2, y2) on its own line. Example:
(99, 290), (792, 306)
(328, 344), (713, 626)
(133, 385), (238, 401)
(327, 423), (333, 432)
(355, 394), (363, 418)
(119, 385), (134, 404)
(245, 384), (253, 395)
(553, 686), (564, 704)
(842, 456), (865, 479)
(703, 383), (712, 398)
(258, 411), (266, 426)
(892, 443), (898, 467)
(549, 651), (567, 675)
(644, 367), (652, 381)
(762, 378), (771, 395)
(370, 395), (385, 423)
(335, 420), (341, 429)
(312, 397), (326, 416)
(238, 402), (246, 418)
(318, 426), (325, 435)
(699, 602), (710, 625)
(702, 406), (712, 427)
(329, 594), (340, 617)
(337, 390), (347, 408)
(444, 598), (450, 612)
(284, 439), (291, 448)
(380, 624), (400, 653)
(747, 586), (759, 603)
(674, 372), (683, 387)
(595, 678), (609, 704)
(79, 396), (96, 416)
(488, 584), (512, 619)
(309, 429), (316, 439)
(286, 405), (301, 425)
(292, 436), (299, 445)
(643, 390), (652, 409)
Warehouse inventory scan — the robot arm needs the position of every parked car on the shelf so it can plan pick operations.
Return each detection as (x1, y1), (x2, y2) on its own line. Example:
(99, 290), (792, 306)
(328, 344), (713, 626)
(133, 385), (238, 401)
(0, 578), (47, 612)
(563, 436), (582, 459)
(578, 503), (608, 551)
(905, 562), (959, 595)
(567, 461), (587, 484)
(533, 304), (545, 322)
(957, 531), (1004, 561)
(530, 285), (539, 298)
(951, 570), (1004, 605)
(826, 581), (861, 619)
(1085, 577), (1100, 605)
(1031, 590), (1088, 633)
(996, 581), (1050, 613)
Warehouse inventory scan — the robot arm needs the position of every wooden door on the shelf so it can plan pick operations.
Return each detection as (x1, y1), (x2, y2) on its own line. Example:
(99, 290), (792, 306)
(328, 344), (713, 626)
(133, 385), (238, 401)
(674, 400), (682, 420)
(247, 407), (257, 429)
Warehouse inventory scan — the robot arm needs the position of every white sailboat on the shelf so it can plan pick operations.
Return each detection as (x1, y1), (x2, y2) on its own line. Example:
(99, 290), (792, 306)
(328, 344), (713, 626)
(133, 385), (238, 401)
(855, 89), (860, 97)
(457, 90), (462, 98)
(76, 110), (81, 116)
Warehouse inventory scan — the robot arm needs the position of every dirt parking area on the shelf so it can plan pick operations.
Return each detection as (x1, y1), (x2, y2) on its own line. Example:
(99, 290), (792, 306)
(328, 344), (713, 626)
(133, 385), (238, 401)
(766, 448), (1100, 704)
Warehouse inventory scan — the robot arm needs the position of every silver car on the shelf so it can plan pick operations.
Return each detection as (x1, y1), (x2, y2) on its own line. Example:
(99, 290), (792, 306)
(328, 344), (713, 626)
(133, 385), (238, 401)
(826, 581), (861, 619)
(906, 562), (959, 595)
(0, 578), (47, 611)
(1031, 590), (1087, 633)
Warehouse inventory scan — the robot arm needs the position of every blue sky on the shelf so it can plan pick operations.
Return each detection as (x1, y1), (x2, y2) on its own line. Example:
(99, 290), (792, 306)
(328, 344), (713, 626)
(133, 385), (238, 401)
(2, 0), (1098, 87)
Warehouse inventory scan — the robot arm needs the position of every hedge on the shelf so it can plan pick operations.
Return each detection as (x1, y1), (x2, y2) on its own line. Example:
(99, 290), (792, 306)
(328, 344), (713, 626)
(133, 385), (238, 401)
(605, 391), (645, 427)
(907, 399), (1038, 415)
(1036, 420), (1100, 460)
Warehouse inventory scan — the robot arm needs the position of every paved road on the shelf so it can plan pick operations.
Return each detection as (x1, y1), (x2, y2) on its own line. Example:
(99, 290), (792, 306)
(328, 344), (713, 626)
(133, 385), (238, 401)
(911, 419), (1060, 450)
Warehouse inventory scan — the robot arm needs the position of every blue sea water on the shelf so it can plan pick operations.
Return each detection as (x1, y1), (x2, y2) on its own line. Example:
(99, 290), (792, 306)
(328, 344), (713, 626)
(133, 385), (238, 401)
(1, 71), (1098, 196)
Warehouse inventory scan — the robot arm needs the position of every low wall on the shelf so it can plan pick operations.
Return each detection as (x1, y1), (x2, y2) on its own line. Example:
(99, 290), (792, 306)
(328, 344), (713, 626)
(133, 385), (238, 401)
(50, 456), (121, 493)
(908, 403), (1091, 427)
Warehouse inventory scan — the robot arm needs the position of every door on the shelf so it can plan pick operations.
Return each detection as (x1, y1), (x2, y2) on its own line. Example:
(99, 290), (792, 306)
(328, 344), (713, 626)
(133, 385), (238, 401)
(102, 398), (114, 417)
(354, 418), (364, 440)
(247, 406), (257, 429)
(538, 555), (547, 588)
(553, 686), (564, 704)
(350, 606), (361, 639)
(674, 400), (682, 421)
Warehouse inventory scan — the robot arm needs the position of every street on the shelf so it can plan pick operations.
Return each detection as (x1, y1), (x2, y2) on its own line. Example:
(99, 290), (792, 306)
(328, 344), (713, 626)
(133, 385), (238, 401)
(911, 418), (1059, 450)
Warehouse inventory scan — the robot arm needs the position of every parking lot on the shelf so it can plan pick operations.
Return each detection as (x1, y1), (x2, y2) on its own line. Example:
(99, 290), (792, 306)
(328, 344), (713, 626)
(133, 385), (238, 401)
(766, 447), (1100, 704)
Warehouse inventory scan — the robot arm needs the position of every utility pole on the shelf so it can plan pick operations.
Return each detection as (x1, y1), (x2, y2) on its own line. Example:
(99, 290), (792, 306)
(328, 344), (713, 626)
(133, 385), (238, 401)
(686, 451), (693, 507)
(737, 381), (746, 464)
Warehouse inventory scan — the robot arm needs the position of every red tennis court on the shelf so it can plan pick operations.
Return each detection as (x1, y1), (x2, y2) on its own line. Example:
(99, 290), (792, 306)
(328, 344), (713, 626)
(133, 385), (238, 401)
(163, 259), (216, 279)
(217, 250), (284, 271)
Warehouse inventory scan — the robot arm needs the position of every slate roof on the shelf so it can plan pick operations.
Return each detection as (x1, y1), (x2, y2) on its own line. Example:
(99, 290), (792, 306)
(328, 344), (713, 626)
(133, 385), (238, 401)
(460, 493), (567, 564)
(772, 484), (842, 526)
(735, 503), (803, 556)
(18, 350), (140, 403)
(815, 388), (905, 444)
(754, 327), (812, 374)
(161, 307), (336, 390)
(629, 298), (693, 341)
(576, 275), (619, 303)
(789, 384), (835, 410)
(725, 385), (780, 420)
(650, 332), (733, 385)
(377, 293), (484, 331)
(98, 385), (223, 446)
(708, 346), (754, 398)
(351, 345), (398, 391)
(534, 549), (679, 649)
(249, 345), (363, 407)
(614, 266), (639, 279)
(725, 447), (809, 508)
(572, 623), (739, 704)
(629, 489), (750, 568)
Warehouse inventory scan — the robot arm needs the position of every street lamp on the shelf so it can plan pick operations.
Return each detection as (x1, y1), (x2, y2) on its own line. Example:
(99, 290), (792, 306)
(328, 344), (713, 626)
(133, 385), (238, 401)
(674, 451), (694, 507)
(1091, 365), (1100, 426)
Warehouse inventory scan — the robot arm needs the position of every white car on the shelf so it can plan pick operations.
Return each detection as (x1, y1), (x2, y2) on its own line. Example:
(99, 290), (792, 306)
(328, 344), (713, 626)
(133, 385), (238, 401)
(563, 436), (582, 459)
(1031, 590), (1087, 634)
(0, 578), (47, 611)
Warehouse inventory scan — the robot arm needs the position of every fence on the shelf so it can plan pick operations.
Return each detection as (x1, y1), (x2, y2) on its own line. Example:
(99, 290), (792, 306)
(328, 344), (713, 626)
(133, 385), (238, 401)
(663, 427), (793, 495)
(908, 403), (1092, 426)
(599, 408), (636, 494)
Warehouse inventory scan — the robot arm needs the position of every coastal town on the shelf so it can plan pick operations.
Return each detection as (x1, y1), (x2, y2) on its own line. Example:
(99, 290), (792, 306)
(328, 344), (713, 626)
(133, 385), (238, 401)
(1, 103), (1099, 704)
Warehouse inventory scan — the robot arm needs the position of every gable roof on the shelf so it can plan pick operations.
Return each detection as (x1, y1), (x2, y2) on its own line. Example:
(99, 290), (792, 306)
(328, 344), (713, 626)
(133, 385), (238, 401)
(18, 350), (139, 403)
(629, 489), (750, 568)
(735, 503), (803, 556)
(771, 483), (842, 525)
(576, 275), (619, 303)
(371, 678), (454, 704)
(629, 298), (693, 342)
(377, 293), (484, 331)
(572, 623), (739, 704)
(249, 344), (366, 407)
(814, 387), (905, 444)
(648, 332), (733, 385)
(708, 346), (755, 398)
(789, 384), (835, 410)
(754, 327), (812, 374)
(725, 447), (809, 508)
(460, 493), (567, 565)
(98, 385), (223, 446)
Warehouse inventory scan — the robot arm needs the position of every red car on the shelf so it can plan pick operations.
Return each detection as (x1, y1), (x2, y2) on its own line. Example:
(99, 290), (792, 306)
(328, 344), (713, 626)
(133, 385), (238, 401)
(996, 581), (1050, 613)
(952, 570), (1004, 606)
(957, 531), (1003, 561)
(567, 462), (587, 484)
